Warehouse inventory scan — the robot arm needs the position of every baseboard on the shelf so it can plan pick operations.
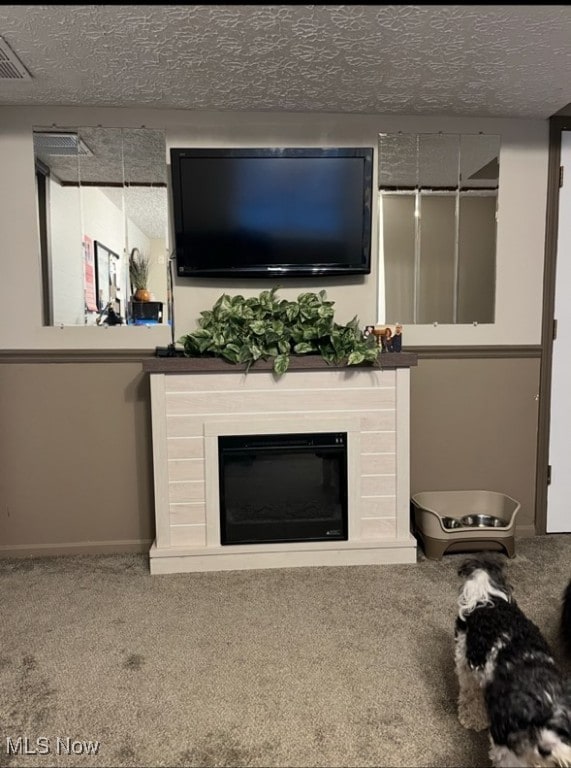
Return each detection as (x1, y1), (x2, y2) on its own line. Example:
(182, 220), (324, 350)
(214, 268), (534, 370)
(149, 538), (418, 574)
(515, 525), (537, 539)
(0, 539), (153, 558)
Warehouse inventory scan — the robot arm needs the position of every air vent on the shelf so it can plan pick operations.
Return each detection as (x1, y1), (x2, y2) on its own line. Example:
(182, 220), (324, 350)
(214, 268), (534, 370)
(0, 35), (32, 80)
(33, 132), (93, 157)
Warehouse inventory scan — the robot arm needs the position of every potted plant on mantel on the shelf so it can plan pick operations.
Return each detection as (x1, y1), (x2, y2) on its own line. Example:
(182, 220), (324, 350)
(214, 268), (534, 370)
(179, 287), (380, 376)
(129, 247), (151, 302)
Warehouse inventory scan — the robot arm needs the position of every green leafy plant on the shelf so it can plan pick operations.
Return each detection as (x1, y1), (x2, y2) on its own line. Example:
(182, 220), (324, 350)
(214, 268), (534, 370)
(179, 287), (379, 375)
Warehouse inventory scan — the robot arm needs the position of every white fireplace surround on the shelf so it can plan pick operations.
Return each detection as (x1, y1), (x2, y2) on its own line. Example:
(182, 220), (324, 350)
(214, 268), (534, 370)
(145, 360), (417, 574)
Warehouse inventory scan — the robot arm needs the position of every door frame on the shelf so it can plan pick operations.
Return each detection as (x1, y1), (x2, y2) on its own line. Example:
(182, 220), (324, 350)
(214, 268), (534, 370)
(535, 116), (571, 534)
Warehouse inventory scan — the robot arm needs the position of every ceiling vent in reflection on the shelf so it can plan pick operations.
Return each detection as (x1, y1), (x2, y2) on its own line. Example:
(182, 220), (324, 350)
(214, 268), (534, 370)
(33, 132), (93, 157)
(0, 35), (32, 80)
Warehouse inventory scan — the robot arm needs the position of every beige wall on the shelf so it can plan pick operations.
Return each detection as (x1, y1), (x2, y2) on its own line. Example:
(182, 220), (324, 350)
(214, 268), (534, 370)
(0, 106), (548, 349)
(0, 104), (548, 556)
(457, 196), (497, 324)
(410, 357), (540, 535)
(383, 194), (497, 324)
(0, 363), (155, 554)
(0, 356), (538, 555)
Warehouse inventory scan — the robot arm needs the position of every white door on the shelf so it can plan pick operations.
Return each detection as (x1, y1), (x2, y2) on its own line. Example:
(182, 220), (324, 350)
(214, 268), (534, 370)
(547, 130), (571, 532)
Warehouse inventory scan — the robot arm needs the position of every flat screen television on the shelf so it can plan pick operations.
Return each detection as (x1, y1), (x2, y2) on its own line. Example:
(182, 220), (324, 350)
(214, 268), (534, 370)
(170, 147), (373, 278)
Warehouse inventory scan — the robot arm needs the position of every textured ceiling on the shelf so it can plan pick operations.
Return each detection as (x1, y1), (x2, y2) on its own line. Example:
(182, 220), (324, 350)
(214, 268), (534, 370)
(102, 187), (168, 242)
(33, 126), (168, 240)
(378, 133), (500, 189)
(33, 127), (167, 185)
(1, 5), (570, 118)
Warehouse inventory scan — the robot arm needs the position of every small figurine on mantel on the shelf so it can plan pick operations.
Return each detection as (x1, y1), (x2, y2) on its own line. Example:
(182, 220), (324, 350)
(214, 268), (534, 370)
(369, 323), (403, 352)
(392, 323), (403, 352)
(364, 325), (375, 339)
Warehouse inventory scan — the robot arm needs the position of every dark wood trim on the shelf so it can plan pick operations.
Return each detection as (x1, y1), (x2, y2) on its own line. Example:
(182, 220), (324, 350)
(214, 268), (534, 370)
(0, 347), (541, 366)
(407, 345), (541, 359)
(0, 350), (157, 364)
(535, 117), (571, 534)
(379, 186), (498, 193)
(142, 352), (418, 374)
(59, 181), (167, 188)
(35, 157), (50, 177)
(35, 162), (52, 326)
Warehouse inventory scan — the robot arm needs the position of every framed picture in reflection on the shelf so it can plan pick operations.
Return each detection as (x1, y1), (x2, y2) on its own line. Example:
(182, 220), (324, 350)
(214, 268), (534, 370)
(94, 241), (122, 315)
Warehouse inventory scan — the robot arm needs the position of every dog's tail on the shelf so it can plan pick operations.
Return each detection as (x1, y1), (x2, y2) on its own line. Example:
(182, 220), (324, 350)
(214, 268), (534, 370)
(561, 578), (571, 654)
(457, 553), (512, 621)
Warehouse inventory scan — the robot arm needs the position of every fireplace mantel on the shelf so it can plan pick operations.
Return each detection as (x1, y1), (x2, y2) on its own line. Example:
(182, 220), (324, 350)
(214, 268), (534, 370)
(144, 353), (418, 574)
(142, 352), (417, 374)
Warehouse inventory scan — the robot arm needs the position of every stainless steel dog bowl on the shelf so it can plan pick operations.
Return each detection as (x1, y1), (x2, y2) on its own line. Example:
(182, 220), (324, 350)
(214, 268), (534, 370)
(460, 514), (506, 528)
(442, 516), (463, 530)
(411, 490), (520, 559)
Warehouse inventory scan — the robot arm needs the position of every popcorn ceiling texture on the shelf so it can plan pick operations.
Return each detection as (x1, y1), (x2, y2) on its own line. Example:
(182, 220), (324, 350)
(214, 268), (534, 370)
(1, 5), (570, 117)
(32, 127), (168, 239)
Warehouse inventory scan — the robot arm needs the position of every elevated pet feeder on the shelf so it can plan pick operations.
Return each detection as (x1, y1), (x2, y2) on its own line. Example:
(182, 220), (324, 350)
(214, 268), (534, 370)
(411, 490), (521, 560)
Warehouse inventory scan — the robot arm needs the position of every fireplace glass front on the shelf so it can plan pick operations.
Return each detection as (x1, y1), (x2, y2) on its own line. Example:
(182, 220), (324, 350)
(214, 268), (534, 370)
(218, 432), (348, 545)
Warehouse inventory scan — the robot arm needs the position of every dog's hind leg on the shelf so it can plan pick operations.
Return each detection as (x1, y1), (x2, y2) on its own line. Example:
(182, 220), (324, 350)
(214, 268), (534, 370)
(455, 631), (489, 731)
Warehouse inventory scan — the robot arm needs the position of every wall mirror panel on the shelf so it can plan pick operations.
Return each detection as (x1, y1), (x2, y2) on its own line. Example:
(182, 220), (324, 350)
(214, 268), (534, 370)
(378, 132), (499, 325)
(33, 126), (168, 327)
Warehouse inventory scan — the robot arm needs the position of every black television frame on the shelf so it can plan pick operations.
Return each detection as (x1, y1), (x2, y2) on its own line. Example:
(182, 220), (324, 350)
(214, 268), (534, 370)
(170, 146), (374, 279)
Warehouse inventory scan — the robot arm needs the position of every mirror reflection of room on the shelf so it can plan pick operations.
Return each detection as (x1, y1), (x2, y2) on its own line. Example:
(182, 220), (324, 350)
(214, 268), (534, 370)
(378, 132), (499, 325)
(33, 126), (168, 328)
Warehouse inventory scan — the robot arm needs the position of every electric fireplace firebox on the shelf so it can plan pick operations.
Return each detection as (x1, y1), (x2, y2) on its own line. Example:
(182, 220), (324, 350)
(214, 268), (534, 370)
(218, 432), (348, 545)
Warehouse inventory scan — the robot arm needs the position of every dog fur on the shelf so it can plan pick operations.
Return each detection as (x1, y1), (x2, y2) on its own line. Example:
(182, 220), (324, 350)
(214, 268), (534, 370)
(455, 553), (571, 767)
(561, 579), (571, 657)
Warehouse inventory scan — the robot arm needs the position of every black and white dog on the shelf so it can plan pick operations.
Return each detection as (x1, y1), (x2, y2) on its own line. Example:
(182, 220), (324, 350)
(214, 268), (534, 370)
(561, 579), (571, 657)
(455, 554), (571, 767)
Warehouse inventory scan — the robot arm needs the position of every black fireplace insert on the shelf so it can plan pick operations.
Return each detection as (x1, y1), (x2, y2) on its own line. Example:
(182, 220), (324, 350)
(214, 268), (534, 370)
(218, 432), (348, 545)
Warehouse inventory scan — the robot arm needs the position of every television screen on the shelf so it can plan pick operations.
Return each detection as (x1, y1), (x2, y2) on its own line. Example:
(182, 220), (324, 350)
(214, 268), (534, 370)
(170, 147), (373, 278)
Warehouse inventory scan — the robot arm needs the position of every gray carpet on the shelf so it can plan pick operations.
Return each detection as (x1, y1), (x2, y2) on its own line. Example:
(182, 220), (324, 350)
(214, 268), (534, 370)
(1, 536), (570, 768)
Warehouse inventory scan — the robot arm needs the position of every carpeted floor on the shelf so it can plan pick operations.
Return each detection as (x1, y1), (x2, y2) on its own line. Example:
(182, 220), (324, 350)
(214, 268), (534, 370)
(1, 535), (570, 768)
